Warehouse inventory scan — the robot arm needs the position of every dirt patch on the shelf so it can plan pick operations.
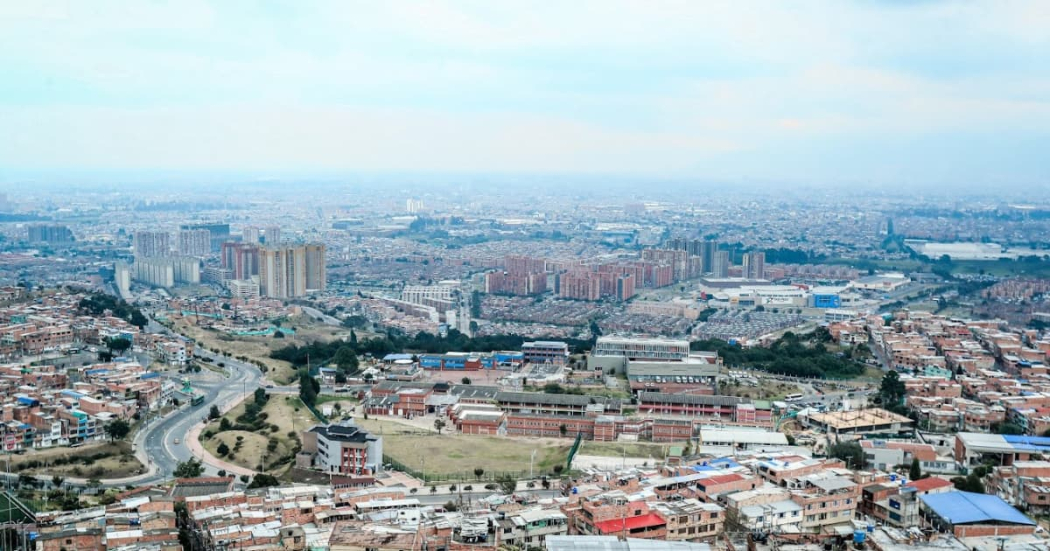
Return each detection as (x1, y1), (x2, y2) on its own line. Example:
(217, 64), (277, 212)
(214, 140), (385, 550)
(721, 379), (802, 401)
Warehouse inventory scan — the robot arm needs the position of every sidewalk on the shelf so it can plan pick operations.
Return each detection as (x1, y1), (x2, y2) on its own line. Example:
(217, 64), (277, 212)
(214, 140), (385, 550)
(185, 383), (257, 477)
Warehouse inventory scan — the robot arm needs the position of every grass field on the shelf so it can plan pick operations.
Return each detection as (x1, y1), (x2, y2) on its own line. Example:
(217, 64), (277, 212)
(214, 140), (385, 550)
(12, 441), (144, 479)
(200, 394), (319, 475)
(351, 417), (683, 480)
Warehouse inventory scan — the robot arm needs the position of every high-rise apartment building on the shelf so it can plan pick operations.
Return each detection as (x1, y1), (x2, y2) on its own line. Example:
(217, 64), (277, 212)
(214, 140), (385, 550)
(180, 222), (230, 252)
(27, 224), (75, 244)
(304, 243), (327, 292)
(133, 231), (170, 258)
(263, 226), (281, 245)
(406, 198), (424, 213)
(701, 241), (718, 273)
(177, 229), (211, 257)
(114, 261), (131, 295)
(132, 256), (200, 288)
(258, 243), (326, 298)
(743, 251), (766, 280)
(616, 273), (636, 301)
(712, 251), (730, 278)
(242, 226), (262, 244)
(221, 242), (260, 280)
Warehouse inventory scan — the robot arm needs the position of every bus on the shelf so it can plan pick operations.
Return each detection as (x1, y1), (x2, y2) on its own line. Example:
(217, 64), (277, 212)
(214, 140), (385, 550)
(191, 394), (205, 407)
(784, 393), (804, 402)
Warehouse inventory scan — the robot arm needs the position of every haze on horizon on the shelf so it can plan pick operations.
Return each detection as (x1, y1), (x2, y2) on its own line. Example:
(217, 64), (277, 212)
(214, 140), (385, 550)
(1, 1), (1048, 189)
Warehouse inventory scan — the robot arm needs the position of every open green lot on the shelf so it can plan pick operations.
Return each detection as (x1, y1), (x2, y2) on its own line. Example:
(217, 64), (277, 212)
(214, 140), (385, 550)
(200, 394), (319, 475)
(352, 417), (680, 481)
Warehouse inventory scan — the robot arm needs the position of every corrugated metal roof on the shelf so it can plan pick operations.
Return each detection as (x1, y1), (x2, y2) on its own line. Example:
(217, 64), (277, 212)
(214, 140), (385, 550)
(921, 491), (1035, 526)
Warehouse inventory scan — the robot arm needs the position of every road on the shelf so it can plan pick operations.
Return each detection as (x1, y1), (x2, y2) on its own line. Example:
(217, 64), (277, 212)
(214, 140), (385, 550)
(138, 347), (264, 482)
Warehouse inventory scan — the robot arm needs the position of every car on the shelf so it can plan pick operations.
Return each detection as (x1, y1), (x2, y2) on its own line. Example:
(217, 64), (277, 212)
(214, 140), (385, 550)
(173, 438), (180, 445)
(265, 384), (274, 389)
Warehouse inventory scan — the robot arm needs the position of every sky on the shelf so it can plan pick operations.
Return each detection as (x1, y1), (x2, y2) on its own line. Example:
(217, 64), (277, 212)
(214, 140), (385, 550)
(0, 1), (1048, 188)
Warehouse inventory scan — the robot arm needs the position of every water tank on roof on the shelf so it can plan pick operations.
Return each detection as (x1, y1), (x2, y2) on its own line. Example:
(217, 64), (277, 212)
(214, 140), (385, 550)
(853, 530), (866, 544)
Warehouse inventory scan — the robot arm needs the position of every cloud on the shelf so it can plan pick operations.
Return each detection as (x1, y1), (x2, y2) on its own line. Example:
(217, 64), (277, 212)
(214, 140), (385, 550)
(0, 1), (1047, 184)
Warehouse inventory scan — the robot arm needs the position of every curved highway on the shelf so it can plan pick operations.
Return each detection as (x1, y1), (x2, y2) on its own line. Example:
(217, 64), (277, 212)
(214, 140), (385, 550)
(138, 348), (264, 482)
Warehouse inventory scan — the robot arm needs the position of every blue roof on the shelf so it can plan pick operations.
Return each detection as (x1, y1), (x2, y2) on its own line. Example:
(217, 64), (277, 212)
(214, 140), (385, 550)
(1002, 435), (1050, 453)
(1003, 435), (1050, 446)
(921, 491), (1034, 526)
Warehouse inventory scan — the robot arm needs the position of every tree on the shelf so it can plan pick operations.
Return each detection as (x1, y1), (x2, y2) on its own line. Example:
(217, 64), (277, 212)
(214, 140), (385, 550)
(828, 442), (866, 470)
(299, 369), (319, 407)
(333, 346), (359, 372)
(273, 330), (285, 339)
(434, 418), (446, 435)
(443, 500), (459, 512)
(430, 485), (437, 495)
(173, 459), (204, 478)
(209, 405), (221, 420)
(559, 424), (568, 437)
(105, 419), (131, 441)
(217, 442), (230, 456)
(474, 467), (485, 481)
(497, 475), (517, 495)
(104, 336), (132, 356)
(218, 470), (227, 477)
(461, 377), (472, 385)
(51, 475), (65, 489)
(17, 473), (36, 489)
(239, 474), (250, 483)
(553, 465), (564, 476)
(993, 422), (1025, 435)
(247, 474), (280, 489)
(910, 458), (922, 481)
(879, 371), (906, 408)
(219, 418), (232, 431)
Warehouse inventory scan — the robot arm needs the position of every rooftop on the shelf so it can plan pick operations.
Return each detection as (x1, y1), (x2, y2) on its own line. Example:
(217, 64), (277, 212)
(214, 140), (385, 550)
(921, 491), (1035, 526)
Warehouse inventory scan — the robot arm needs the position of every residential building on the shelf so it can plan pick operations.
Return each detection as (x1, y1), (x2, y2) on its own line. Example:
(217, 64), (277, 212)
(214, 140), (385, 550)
(133, 231), (170, 258)
(301, 421), (383, 475)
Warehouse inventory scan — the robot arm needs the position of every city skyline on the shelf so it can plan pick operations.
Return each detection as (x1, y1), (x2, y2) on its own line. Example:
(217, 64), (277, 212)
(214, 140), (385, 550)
(1, 1), (1048, 188)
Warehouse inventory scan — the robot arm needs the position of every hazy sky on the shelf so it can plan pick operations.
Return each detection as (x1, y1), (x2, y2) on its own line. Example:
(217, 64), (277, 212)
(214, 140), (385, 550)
(1, 1), (1047, 186)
